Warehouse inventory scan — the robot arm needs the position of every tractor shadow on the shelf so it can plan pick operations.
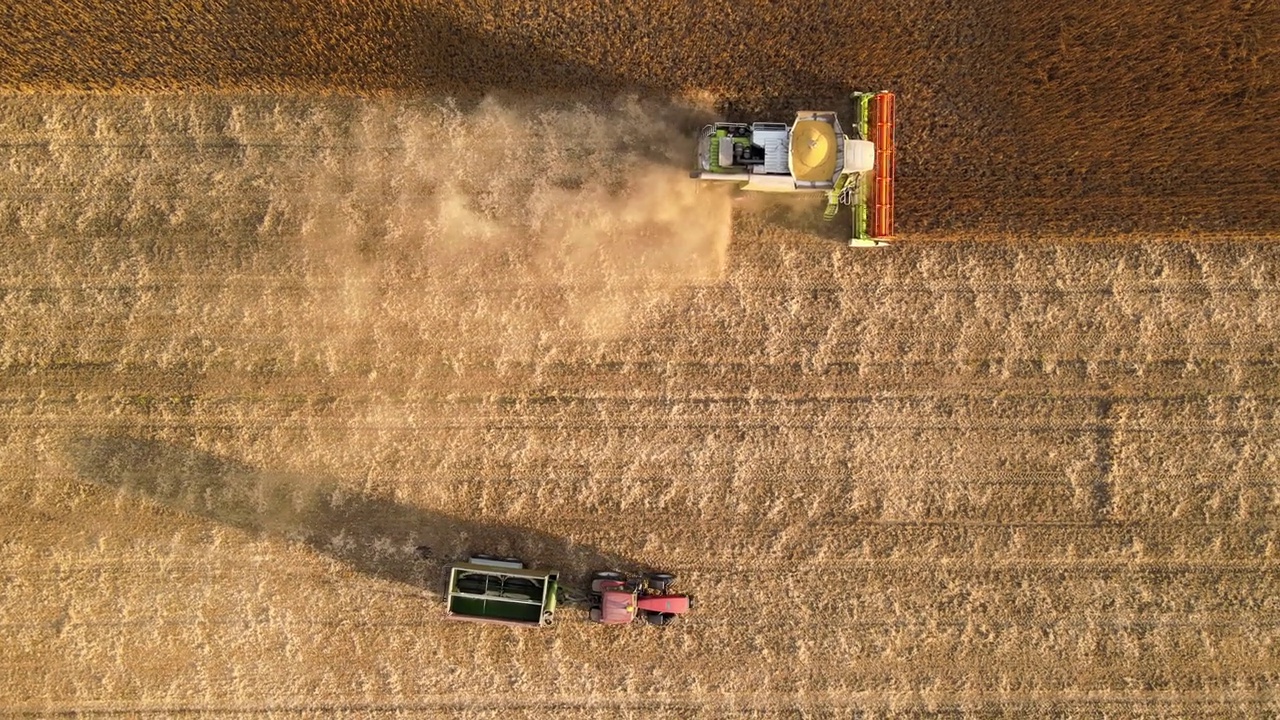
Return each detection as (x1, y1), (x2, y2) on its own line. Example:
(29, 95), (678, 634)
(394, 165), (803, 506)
(64, 435), (651, 591)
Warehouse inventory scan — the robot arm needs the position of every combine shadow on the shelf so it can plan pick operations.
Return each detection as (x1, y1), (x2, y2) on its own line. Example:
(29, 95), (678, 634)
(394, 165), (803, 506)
(2, 3), (882, 242)
(0, 4), (855, 137)
(64, 435), (650, 591)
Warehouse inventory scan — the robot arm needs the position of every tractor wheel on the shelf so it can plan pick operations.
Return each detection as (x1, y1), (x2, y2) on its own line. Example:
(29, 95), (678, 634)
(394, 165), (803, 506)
(589, 608), (603, 623)
(591, 571), (625, 593)
(644, 611), (669, 626)
(647, 573), (676, 592)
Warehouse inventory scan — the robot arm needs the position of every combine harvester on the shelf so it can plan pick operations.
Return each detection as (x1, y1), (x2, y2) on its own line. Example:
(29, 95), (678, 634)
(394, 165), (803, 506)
(442, 556), (695, 629)
(690, 91), (896, 247)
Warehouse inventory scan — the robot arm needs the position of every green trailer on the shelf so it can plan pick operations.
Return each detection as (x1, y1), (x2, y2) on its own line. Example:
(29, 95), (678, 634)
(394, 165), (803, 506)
(444, 557), (559, 628)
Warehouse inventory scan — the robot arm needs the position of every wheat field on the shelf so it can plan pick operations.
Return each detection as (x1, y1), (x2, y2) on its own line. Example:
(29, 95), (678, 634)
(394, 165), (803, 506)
(1, 1), (1278, 717)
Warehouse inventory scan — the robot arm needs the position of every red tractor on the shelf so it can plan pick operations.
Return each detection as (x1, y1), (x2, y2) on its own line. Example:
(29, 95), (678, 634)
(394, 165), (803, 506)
(588, 571), (695, 626)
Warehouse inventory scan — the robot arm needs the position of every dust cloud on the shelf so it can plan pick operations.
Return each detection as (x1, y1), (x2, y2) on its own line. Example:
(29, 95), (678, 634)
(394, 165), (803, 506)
(292, 95), (732, 352)
(0, 93), (733, 375)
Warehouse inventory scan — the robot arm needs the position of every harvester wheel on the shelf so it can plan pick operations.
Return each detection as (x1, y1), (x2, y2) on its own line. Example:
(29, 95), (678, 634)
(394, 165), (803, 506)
(647, 573), (676, 592)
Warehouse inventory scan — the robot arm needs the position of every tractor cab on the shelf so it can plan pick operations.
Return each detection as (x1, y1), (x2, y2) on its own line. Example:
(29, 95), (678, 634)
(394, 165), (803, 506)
(596, 582), (640, 624)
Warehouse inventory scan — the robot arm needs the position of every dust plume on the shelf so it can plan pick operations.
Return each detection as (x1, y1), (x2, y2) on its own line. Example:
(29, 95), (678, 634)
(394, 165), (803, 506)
(293, 95), (732, 352)
(0, 93), (732, 376)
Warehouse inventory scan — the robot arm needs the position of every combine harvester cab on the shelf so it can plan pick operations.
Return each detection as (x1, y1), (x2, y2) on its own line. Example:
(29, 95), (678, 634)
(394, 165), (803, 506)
(691, 91), (895, 247)
(443, 556), (559, 628)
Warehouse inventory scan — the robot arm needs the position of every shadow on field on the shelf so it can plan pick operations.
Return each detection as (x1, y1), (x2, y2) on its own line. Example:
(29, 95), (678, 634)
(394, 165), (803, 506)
(64, 435), (649, 590)
(4, 1), (1271, 235)
(0, 3), (853, 132)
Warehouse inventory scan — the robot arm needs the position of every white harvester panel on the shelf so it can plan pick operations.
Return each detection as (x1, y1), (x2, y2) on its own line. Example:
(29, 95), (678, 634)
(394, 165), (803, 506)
(718, 139), (735, 168)
(844, 139), (875, 173)
(741, 174), (798, 192)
